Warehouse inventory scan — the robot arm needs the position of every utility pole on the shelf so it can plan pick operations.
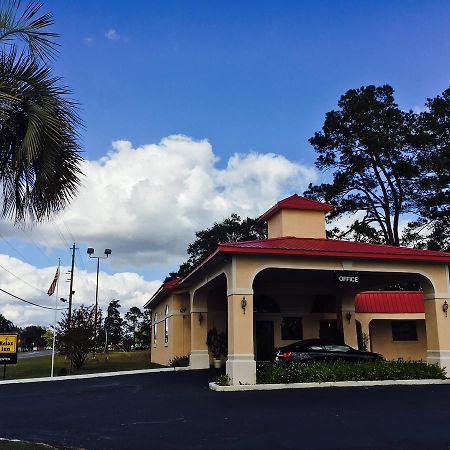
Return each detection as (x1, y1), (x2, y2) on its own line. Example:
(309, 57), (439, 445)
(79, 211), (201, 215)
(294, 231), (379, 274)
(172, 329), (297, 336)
(67, 243), (77, 374)
(67, 243), (76, 324)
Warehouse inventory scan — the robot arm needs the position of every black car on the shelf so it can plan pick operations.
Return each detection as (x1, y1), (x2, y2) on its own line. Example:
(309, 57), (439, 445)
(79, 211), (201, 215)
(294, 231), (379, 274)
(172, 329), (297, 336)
(274, 339), (384, 364)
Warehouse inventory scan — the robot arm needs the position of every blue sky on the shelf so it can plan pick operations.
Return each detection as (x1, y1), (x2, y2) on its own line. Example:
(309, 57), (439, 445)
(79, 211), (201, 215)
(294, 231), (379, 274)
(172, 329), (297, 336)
(50, 0), (450, 162)
(1, 0), (450, 325)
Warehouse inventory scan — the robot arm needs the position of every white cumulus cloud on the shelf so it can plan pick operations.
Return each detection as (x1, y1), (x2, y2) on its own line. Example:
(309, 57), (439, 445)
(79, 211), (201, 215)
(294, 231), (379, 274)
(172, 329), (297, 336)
(0, 135), (317, 268)
(0, 254), (161, 328)
(0, 134), (318, 326)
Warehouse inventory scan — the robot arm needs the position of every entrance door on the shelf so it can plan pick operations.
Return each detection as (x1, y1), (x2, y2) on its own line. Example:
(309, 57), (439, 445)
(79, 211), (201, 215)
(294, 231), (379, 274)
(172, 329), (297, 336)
(319, 320), (340, 341)
(255, 321), (274, 361)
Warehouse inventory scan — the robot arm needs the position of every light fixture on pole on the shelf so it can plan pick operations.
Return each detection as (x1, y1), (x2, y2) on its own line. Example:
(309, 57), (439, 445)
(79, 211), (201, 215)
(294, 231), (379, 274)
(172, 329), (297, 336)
(87, 247), (111, 358)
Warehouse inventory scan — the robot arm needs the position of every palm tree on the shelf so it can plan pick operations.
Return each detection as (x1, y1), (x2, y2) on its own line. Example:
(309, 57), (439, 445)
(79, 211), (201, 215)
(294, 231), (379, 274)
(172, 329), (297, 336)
(0, 1), (82, 222)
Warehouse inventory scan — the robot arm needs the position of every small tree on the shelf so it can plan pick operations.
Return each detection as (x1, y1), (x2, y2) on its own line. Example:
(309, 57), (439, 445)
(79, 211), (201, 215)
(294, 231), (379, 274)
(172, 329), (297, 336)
(124, 306), (152, 349)
(105, 299), (123, 350)
(42, 328), (54, 347)
(0, 313), (16, 332)
(21, 325), (46, 350)
(56, 305), (100, 371)
(124, 306), (142, 348)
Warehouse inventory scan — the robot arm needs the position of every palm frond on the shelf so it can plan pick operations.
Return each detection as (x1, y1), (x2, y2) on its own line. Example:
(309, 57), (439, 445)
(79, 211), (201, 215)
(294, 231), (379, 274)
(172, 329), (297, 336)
(0, 0), (58, 61)
(0, 49), (83, 222)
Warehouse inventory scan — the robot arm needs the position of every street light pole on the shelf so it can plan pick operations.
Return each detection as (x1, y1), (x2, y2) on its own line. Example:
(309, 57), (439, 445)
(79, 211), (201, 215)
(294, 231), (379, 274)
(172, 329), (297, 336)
(87, 247), (111, 359)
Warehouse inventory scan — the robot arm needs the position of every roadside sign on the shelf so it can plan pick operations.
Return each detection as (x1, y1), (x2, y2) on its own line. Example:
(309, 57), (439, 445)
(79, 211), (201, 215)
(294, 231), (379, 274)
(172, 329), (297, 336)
(0, 334), (18, 365)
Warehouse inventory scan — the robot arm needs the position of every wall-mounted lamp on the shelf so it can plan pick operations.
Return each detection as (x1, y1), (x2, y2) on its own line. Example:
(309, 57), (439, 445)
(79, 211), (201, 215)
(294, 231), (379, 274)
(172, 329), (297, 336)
(345, 311), (352, 323)
(198, 312), (204, 324)
(443, 301), (448, 317)
(241, 296), (247, 314)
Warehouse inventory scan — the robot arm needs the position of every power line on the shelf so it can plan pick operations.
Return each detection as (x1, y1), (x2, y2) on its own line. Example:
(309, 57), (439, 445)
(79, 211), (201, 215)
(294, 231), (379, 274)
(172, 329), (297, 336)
(75, 246), (86, 271)
(54, 222), (69, 249)
(18, 228), (55, 265)
(62, 220), (75, 244)
(0, 287), (68, 310)
(0, 233), (29, 262)
(0, 261), (48, 295)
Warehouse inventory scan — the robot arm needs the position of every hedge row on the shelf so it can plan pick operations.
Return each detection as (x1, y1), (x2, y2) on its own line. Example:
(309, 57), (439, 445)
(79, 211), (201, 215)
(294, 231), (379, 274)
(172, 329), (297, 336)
(257, 360), (447, 384)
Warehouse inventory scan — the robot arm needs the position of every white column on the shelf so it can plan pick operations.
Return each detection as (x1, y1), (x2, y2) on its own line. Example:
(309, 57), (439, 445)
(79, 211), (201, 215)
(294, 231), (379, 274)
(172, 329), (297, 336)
(425, 294), (450, 371)
(226, 292), (256, 385)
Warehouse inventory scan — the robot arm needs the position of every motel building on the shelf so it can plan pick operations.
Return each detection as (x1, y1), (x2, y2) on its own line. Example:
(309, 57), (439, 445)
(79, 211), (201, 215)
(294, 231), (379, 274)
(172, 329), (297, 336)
(145, 195), (450, 385)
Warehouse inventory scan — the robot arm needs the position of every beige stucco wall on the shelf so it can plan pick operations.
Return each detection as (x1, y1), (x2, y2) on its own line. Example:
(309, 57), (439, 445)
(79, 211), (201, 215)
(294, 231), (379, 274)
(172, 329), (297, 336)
(369, 319), (427, 361)
(268, 209), (327, 239)
(233, 254), (448, 293)
(150, 293), (191, 366)
(148, 250), (449, 375)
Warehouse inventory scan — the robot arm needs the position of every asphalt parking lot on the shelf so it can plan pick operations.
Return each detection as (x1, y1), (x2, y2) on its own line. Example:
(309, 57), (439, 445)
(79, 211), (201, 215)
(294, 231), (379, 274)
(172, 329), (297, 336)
(2, 369), (450, 450)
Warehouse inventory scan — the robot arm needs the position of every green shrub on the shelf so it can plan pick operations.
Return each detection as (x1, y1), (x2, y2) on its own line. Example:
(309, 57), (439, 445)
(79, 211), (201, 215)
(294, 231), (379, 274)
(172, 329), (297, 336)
(215, 374), (231, 386)
(206, 328), (227, 359)
(257, 360), (447, 384)
(168, 355), (190, 367)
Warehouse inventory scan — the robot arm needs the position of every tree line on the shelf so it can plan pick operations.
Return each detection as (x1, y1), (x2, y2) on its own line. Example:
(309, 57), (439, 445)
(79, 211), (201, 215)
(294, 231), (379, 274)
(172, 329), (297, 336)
(305, 84), (449, 251)
(0, 301), (151, 371)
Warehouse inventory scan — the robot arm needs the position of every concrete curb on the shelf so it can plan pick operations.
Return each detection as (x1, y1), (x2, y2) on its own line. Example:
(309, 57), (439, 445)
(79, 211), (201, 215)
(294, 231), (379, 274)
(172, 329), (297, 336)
(209, 378), (450, 392)
(0, 438), (58, 449)
(0, 366), (191, 385)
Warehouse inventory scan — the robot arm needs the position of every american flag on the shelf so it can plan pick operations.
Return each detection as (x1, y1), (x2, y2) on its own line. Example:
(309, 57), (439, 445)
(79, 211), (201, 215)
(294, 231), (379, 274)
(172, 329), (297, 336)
(47, 267), (60, 296)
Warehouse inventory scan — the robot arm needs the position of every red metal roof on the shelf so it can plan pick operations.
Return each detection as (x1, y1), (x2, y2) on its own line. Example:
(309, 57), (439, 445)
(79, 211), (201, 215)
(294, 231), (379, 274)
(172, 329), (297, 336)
(219, 236), (450, 262)
(259, 194), (333, 221)
(355, 291), (424, 313)
(162, 277), (181, 289)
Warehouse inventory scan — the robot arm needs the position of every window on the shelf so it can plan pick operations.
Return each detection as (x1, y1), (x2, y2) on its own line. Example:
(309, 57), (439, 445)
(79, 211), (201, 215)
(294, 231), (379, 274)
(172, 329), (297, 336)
(324, 344), (350, 352)
(164, 305), (169, 344)
(281, 317), (303, 340)
(153, 313), (157, 345)
(392, 321), (418, 341)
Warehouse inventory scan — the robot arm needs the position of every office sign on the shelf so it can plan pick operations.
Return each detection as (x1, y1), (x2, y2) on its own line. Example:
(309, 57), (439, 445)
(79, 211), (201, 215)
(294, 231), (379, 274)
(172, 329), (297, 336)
(334, 272), (360, 284)
(0, 334), (18, 364)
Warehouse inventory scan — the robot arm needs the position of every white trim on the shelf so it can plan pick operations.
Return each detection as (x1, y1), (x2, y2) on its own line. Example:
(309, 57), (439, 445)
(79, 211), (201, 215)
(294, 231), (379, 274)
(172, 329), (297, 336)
(427, 350), (450, 373)
(227, 288), (254, 296)
(226, 353), (256, 385)
(249, 263), (345, 287)
(189, 350), (209, 369)
(231, 255), (237, 292)
(191, 269), (228, 296)
(170, 311), (190, 317)
(210, 378), (450, 392)
(0, 367), (192, 386)
(424, 293), (450, 300)
(341, 260), (354, 270)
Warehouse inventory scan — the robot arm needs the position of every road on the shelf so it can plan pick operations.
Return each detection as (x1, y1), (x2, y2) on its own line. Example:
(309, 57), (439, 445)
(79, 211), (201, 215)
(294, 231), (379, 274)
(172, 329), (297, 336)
(17, 350), (53, 359)
(1, 370), (450, 450)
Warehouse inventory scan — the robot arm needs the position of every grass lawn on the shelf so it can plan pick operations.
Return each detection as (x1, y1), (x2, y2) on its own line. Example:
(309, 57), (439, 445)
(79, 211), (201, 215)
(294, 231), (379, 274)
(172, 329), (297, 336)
(2, 350), (164, 380)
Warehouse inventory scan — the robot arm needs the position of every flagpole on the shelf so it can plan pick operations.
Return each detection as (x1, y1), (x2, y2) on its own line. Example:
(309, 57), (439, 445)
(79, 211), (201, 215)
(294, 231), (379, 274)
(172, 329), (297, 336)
(51, 258), (61, 378)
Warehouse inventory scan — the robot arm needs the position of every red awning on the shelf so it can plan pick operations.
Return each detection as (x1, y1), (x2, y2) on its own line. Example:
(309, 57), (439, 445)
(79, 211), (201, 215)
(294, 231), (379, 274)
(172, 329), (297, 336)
(355, 291), (424, 313)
